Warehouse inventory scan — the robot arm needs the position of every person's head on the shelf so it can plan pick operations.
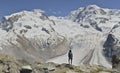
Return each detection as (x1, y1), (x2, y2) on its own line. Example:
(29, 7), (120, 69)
(69, 50), (72, 52)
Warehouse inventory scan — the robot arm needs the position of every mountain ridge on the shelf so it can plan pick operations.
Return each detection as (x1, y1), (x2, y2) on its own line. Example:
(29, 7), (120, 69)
(0, 5), (120, 68)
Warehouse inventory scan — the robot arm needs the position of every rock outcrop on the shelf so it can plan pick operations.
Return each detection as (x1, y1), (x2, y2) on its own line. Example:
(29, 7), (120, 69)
(0, 54), (119, 73)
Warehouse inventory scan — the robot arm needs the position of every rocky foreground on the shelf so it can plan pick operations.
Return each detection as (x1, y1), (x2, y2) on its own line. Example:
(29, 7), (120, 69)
(0, 54), (119, 73)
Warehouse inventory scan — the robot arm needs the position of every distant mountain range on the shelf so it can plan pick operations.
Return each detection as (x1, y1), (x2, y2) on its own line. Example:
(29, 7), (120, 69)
(0, 5), (120, 68)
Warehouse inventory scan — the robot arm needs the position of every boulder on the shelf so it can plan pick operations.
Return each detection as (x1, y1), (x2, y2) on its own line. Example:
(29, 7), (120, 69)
(20, 65), (32, 73)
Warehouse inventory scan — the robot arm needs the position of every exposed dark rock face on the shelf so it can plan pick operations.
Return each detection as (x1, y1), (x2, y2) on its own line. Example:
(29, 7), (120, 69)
(103, 34), (117, 57)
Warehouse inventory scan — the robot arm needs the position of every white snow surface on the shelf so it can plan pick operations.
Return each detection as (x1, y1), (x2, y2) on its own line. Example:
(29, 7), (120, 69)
(47, 17), (112, 68)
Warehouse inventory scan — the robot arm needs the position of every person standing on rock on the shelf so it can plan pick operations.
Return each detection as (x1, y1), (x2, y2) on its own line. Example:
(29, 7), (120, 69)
(68, 50), (73, 65)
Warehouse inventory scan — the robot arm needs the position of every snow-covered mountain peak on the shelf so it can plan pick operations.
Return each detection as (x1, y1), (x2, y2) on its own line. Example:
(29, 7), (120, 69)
(0, 9), (70, 63)
(0, 9), (53, 33)
(66, 5), (120, 32)
(32, 9), (45, 14)
(85, 4), (100, 9)
(4, 10), (30, 20)
(4, 9), (45, 21)
(67, 5), (106, 20)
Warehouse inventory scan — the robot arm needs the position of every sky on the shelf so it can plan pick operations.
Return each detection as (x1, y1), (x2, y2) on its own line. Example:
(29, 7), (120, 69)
(0, 0), (120, 18)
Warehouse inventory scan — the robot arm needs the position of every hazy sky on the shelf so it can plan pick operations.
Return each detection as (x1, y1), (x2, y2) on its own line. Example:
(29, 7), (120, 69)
(0, 0), (120, 18)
